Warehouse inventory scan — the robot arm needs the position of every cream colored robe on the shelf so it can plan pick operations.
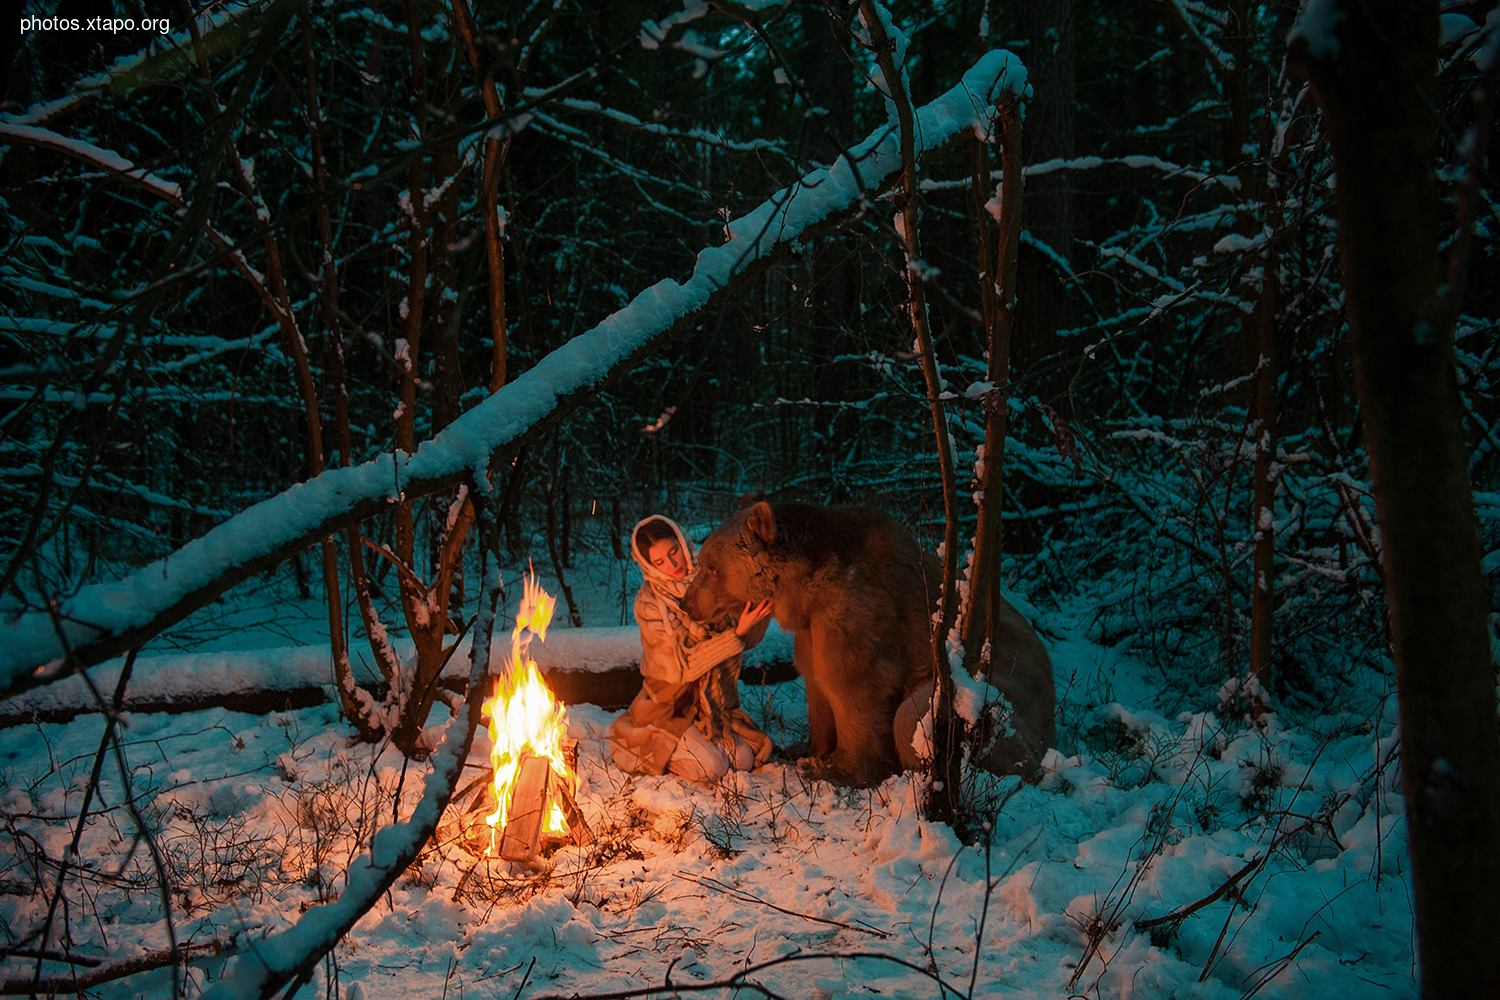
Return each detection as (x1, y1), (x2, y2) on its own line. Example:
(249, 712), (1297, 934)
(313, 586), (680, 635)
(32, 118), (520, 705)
(609, 516), (772, 775)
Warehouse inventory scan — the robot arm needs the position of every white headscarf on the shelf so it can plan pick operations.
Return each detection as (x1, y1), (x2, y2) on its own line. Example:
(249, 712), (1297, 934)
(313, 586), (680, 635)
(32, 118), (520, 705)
(631, 515), (712, 643)
(631, 515), (693, 592)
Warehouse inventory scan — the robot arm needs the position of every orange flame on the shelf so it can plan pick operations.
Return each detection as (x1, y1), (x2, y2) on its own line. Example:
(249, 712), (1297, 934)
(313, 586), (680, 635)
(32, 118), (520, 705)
(482, 572), (572, 855)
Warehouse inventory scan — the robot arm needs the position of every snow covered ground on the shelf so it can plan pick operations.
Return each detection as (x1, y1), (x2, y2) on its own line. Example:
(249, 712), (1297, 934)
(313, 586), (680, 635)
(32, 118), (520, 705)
(0, 562), (1414, 998)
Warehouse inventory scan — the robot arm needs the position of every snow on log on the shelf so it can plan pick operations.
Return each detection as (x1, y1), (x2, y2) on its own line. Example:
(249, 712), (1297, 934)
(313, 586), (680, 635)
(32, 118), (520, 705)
(0, 625), (797, 725)
(0, 49), (1027, 701)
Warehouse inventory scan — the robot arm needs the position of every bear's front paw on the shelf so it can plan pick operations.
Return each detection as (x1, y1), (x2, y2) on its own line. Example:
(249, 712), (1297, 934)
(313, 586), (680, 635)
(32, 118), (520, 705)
(778, 740), (811, 760)
(795, 756), (837, 783)
(796, 755), (880, 788)
(825, 751), (892, 788)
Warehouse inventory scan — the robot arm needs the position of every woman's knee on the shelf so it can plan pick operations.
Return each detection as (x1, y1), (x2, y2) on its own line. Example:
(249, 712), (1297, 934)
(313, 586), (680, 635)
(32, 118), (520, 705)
(669, 728), (732, 783)
(730, 736), (755, 771)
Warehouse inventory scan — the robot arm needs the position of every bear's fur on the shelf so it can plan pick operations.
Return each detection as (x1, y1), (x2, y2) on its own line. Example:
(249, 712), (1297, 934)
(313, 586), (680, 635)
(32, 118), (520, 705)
(681, 500), (1055, 786)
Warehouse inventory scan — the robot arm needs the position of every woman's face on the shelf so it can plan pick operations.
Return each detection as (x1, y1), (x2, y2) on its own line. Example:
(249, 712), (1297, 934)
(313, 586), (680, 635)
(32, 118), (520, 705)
(646, 537), (689, 580)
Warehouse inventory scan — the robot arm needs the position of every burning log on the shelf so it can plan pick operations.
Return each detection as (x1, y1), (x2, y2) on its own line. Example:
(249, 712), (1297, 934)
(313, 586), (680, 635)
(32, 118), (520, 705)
(549, 739), (593, 848)
(485, 748), (594, 863)
(463, 572), (594, 864)
(498, 752), (553, 861)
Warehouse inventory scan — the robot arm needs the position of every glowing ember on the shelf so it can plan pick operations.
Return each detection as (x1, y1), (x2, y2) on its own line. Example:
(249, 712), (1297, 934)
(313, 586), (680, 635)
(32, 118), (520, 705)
(481, 571), (573, 855)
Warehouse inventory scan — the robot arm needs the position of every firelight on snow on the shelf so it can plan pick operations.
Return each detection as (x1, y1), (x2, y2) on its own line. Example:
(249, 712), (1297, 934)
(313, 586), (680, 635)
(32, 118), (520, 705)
(481, 572), (575, 856)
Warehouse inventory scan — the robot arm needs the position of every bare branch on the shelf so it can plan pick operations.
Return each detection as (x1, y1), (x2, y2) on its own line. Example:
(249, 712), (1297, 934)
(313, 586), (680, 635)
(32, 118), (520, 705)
(0, 50), (1026, 700)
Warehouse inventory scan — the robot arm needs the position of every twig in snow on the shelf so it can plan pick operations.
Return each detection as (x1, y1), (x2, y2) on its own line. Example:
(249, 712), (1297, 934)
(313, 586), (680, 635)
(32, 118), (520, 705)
(534, 949), (964, 999)
(32, 646), (140, 991)
(1196, 742), (1330, 983)
(925, 845), (965, 1000)
(1068, 736), (1216, 991)
(968, 830), (995, 998)
(510, 955), (536, 1000)
(673, 872), (888, 938)
(1134, 823), (1311, 932)
(1240, 930), (1321, 999)
(1, 938), (235, 996)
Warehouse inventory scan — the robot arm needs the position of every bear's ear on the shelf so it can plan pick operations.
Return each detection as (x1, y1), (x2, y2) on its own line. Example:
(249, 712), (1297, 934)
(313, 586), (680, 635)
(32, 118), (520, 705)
(736, 490), (766, 510)
(744, 500), (776, 545)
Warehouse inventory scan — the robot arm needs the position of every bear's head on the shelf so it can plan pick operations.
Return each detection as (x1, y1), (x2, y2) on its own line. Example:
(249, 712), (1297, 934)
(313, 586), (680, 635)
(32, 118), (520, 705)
(681, 500), (777, 623)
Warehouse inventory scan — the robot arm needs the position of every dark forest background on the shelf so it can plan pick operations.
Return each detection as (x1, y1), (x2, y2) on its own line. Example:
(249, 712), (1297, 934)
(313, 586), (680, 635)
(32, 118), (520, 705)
(3, 0), (1497, 713)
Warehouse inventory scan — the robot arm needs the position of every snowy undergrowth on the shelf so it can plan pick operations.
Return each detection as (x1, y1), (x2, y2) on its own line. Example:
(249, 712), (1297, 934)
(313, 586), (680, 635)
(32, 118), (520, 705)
(0, 602), (1414, 999)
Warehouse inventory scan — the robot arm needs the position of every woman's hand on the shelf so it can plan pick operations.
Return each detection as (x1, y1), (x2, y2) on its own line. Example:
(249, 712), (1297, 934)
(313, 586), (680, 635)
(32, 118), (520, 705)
(734, 598), (774, 637)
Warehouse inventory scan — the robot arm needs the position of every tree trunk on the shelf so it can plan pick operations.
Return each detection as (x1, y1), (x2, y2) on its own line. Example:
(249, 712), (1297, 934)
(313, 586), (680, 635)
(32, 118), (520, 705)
(451, 0), (510, 393)
(1294, 5), (1500, 994)
(1247, 120), (1287, 702)
(1246, 241), (1279, 701)
(960, 101), (1022, 675)
(302, 15), (384, 740)
(855, 0), (964, 831)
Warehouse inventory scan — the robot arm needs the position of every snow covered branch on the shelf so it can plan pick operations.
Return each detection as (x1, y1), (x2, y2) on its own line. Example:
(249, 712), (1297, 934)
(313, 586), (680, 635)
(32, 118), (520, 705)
(0, 48), (1028, 701)
(199, 559), (504, 999)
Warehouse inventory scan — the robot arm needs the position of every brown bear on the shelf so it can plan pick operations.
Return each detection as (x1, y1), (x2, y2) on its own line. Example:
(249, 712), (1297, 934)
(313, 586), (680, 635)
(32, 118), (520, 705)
(681, 500), (1055, 786)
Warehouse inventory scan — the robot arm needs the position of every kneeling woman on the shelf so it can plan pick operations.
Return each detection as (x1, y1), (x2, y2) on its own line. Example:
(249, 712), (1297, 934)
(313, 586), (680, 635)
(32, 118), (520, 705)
(610, 515), (774, 783)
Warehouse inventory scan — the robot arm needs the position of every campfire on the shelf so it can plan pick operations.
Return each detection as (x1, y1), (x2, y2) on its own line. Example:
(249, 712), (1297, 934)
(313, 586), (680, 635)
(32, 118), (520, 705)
(468, 572), (592, 863)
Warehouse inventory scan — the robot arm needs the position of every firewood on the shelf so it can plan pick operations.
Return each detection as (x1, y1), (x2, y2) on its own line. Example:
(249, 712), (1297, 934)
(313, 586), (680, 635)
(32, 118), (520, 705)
(454, 771), (492, 816)
(498, 753), (551, 861)
(554, 783), (594, 847)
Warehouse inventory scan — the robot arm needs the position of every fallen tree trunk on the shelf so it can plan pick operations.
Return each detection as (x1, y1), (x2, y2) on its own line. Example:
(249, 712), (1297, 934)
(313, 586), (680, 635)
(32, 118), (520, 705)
(0, 640), (798, 727)
(0, 49), (1026, 703)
